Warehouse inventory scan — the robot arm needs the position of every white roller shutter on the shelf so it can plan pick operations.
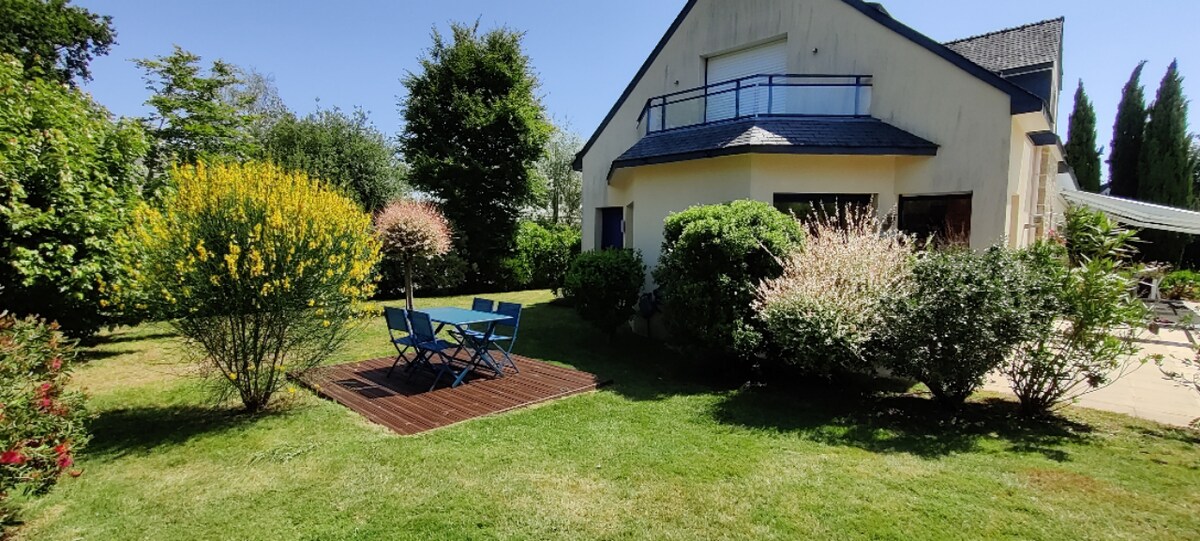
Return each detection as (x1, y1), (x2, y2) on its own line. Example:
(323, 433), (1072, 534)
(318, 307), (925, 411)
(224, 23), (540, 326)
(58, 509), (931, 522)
(706, 40), (787, 122)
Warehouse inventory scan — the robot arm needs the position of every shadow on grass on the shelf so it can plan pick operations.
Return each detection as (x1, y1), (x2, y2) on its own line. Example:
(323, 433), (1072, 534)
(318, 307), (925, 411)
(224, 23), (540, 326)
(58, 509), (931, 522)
(514, 303), (732, 402)
(81, 330), (177, 347)
(711, 381), (1093, 460)
(87, 404), (257, 458)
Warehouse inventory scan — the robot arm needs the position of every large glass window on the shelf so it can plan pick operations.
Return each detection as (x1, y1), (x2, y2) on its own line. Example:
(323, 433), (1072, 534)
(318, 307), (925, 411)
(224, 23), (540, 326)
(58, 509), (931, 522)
(898, 193), (972, 246)
(773, 193), (874, 224)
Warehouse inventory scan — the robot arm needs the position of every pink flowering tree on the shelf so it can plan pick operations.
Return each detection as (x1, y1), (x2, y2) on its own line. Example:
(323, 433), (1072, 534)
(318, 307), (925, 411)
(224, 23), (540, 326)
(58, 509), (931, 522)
(375, 200), (453, 310)
(0, 314), (88, 523)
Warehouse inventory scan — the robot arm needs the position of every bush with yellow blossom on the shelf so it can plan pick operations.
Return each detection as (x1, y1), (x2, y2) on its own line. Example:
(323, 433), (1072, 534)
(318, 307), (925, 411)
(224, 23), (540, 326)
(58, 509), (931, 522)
(115, 162), (381, 412)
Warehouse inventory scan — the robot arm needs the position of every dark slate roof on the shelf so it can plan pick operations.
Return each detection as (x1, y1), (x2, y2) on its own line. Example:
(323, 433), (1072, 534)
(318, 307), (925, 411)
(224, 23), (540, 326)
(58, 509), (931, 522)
(944, 18), (1064, 74)
(611, 117), (937, 174)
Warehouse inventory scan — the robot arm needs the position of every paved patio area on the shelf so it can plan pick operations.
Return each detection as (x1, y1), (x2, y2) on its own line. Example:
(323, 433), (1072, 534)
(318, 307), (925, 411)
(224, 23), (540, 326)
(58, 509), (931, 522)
(986, 301), (1200, 428)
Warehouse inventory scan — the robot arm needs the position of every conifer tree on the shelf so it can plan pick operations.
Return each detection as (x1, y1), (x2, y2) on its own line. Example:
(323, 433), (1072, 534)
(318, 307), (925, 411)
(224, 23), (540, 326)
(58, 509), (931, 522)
(1138, 61), (1192, 264)
(1108, 62), (1147, 198)
(1064, 81), (1102, 192)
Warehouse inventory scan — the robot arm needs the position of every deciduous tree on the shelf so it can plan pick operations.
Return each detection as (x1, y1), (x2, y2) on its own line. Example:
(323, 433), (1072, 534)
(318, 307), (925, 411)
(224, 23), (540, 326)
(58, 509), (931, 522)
(400, 22), (551, 287)
(0, 0), (113, 85)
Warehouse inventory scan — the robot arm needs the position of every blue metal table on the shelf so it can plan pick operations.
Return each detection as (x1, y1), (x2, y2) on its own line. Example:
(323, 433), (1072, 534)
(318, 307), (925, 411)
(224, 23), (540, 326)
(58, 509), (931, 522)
(422, 306), (512, 387)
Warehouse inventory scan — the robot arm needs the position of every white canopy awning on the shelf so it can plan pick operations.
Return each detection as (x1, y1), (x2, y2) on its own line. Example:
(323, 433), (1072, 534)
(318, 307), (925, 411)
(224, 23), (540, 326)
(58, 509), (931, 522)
(1057, 173), (1200, 235)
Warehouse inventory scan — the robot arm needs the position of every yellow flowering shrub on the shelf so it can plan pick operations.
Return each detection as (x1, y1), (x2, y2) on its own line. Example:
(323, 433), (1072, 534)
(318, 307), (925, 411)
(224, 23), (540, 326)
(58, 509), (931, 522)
(116, 162), (381, 412)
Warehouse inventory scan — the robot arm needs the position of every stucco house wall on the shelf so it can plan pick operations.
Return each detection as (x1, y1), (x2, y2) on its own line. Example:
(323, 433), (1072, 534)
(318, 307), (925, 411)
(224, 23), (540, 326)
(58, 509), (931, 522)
(579, 0), (1055, 283)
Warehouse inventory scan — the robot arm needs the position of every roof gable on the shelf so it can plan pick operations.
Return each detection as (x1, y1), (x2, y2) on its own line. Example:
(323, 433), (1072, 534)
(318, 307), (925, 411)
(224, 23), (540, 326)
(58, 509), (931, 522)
(574, 0), (1047, 170)
(945, 18), (1064, 75)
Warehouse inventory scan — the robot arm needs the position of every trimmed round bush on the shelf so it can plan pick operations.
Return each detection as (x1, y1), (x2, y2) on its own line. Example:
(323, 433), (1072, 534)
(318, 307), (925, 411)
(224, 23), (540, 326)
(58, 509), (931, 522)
(117, 162), (381, 412)
(0, 314), (88, 523)
(872, 247), (1033, 407)
(654, 200), (804, 364)
(563, 249), (644, 337)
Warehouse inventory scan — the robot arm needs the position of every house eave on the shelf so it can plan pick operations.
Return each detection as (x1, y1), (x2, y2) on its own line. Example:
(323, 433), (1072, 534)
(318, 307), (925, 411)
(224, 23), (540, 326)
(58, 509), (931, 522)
(607, 144), (939, 182)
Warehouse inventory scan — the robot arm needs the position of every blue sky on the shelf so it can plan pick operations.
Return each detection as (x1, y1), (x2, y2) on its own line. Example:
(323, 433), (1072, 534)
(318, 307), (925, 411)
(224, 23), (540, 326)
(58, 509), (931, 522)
(78, 0), (1198, 155)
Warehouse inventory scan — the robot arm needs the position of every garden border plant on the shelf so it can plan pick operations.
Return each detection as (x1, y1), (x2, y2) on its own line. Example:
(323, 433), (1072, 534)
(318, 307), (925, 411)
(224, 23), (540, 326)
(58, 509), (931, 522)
(115, 161), (381, 412)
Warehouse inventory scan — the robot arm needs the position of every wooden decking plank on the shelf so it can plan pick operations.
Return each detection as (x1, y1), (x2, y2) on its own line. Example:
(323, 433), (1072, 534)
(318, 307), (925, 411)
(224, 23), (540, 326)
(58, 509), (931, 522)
(294, 354), (602, 435)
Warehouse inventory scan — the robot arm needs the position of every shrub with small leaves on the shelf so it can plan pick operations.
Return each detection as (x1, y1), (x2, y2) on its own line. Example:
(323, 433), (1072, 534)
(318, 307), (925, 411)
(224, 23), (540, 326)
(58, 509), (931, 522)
(0, 314), (88, 524)
(563, 249), (644, 337)
(757, 207), (914, 374)
(1162, 270), (1200, 300)
(375, 200), (452, 309)
(115, 162), (381, 412)
(501, 221), (581, 294)
(872, 247), (1034, 407)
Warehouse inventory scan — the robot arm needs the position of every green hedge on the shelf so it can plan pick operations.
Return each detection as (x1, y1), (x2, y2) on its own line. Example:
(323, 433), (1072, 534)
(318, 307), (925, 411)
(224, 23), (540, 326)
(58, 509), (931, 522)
(563, 249), (644, 336)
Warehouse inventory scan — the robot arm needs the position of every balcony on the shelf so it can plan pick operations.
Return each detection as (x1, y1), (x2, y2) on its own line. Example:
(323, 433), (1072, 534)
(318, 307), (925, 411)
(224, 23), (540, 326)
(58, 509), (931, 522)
(638, 74), (873, 135)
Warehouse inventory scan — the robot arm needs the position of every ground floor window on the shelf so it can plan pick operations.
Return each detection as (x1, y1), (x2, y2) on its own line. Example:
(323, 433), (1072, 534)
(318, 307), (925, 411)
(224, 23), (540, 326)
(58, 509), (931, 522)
(898, 193), (972, 246)
(773, 193), (875, 224)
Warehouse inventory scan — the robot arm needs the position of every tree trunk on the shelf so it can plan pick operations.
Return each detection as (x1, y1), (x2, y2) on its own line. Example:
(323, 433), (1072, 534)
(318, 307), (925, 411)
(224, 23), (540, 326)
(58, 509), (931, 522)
(405, 257), (415, 311)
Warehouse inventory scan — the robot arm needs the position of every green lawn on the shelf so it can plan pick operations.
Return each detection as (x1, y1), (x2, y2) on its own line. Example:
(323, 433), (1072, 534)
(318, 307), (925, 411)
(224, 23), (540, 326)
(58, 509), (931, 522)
(12, 290), (1200, 540)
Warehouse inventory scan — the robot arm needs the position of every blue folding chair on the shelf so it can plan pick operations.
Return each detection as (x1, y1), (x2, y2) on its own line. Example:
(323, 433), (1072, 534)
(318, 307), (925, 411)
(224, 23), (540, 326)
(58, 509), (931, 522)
(471, 297), (495, 312)
(384, 307), (419, 377)
(461, 301), (522, 374)
(407, 310), (461, 391)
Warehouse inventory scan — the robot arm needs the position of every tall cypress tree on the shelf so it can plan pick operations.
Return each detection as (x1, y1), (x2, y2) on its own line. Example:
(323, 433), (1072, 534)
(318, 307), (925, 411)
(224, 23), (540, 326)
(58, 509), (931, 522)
(1137, 60), (1192, 264)
(1108, 62), (1147, 198)
(1064, 81), (1102, 192)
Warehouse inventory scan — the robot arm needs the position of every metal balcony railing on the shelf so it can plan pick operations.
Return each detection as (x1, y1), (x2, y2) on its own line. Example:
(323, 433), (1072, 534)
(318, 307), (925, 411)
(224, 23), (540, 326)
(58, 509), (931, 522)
(638, 74), (873, 135)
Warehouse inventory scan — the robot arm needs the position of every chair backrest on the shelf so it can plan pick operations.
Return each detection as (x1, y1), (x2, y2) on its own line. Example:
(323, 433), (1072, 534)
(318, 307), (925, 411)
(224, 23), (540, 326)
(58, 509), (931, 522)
(496, 302), (522, 341)
(384, 307), (410, 334)
(472, 297), (495, 313)
(407, 310), (437, 343)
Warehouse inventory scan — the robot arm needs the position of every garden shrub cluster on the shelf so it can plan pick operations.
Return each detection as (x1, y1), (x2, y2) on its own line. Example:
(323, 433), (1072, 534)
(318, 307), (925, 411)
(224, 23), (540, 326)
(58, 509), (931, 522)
(872, 247), (1043, 407)
(0, 314), (88, 523)
(655, 201), (804, 367)
(0, 54), (149, 337)
(1003, 241), (1149, 414)
(501, 221), (581, 294)
(756, 207), (913, 374)
(1162, 270), (1200, 300)
(115, 162), (381, 412)
(563, 249), (644, 337)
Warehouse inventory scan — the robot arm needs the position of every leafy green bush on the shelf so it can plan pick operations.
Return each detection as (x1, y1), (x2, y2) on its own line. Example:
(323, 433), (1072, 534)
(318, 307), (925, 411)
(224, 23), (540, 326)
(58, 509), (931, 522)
(0, 314), (89, 523)
(757, 207), (914, 374)
(655, 200), (804, 364)
(502, 222), (581, 293)
(1162, 270), (1200, 300)
(0, 54), (149, 337)
(1004, 241), (1149, 415)
(1058, 204), (1139, 266)
(872, 247), (1035, 407)
(116, 162), (381, 412)
(563, 249), (644, 337)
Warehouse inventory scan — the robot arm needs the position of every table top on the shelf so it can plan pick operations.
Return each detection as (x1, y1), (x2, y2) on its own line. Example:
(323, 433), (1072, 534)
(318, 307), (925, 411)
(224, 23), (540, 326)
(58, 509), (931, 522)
(421, 306), (511, 326)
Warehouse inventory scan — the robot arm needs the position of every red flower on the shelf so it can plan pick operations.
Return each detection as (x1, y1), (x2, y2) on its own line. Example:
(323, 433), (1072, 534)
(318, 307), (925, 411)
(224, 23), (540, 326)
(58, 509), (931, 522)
(56, 454), (73, 469)
(48, 357), (63, 372)
(54, 443), (70, 456)
(1, 451), (26, 465)
(36, 382), (54, 398)
(38, 398), (54, 411)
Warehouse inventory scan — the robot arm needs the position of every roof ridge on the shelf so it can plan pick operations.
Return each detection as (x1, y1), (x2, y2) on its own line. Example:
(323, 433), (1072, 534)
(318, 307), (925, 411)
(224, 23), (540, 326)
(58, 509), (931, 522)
(943, 17), (1064, 46)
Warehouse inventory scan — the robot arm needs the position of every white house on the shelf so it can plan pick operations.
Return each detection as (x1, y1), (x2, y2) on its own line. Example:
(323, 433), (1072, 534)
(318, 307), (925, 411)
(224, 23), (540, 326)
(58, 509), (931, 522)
(574, 0), (1070, 278)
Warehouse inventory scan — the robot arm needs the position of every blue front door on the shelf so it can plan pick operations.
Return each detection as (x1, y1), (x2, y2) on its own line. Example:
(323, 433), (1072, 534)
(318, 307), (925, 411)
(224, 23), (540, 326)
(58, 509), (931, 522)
(600, 208), (624, 250)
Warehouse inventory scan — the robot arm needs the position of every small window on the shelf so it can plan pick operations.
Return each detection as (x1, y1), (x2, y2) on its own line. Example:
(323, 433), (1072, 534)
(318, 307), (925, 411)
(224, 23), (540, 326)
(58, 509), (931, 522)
(898, 193), (972, 246)
(773, 193), (875, 224)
